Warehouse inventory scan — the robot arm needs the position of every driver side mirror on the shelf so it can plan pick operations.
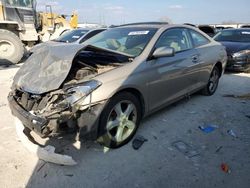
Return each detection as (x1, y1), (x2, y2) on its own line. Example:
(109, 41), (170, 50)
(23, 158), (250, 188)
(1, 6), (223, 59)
(152, 47), (175, 58)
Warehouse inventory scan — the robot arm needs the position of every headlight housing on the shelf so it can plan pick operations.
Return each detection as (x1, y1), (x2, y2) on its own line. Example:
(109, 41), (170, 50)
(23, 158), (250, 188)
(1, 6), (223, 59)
(56, 80), (102, 110)
(232, 50), (250, 58)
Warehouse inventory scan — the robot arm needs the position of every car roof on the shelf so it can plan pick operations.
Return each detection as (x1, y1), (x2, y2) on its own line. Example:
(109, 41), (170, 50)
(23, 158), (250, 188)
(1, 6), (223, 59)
(111, 22), (168, 29)
(113, 22), (202, 30)
(76, 28), (106, 31)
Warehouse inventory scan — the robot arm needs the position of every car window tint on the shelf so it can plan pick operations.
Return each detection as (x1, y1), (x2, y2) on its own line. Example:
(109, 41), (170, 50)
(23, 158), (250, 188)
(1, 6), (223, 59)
(213, 29), (250, 42)
(189, 29), (210, 47)
(155, 28), (192, 52)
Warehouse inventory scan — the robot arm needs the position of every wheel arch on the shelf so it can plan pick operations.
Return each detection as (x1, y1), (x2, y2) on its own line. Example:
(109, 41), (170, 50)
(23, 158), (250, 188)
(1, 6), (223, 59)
(214, 61), (223, 77)
(113, 87), (146, 117)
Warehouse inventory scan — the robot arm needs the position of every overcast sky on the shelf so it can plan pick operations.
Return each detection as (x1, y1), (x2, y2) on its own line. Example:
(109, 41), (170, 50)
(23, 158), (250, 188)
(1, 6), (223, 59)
(36, 0), (250, 25)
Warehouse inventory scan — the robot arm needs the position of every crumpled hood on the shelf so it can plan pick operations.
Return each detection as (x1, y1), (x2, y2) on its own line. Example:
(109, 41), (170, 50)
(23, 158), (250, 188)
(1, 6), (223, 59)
(13, 43), (84, 94)
(220, 41), (250, 55)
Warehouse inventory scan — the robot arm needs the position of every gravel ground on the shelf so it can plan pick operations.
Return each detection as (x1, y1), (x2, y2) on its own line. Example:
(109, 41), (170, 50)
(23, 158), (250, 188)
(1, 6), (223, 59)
(0, 65), (250, 188)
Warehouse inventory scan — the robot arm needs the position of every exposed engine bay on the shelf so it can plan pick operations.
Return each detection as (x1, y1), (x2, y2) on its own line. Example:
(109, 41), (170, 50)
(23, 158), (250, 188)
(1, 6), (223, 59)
(9, 45), (131, 138)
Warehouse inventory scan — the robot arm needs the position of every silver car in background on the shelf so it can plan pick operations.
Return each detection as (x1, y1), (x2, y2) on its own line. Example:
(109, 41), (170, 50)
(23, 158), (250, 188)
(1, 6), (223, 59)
(8, 23), (227, 148)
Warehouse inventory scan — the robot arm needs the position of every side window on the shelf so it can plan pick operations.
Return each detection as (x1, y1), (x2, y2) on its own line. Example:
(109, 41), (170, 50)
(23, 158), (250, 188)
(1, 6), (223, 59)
(80, 30), (104, 43)
(155, 28), (192, 52)
(189, 29), (210, 47)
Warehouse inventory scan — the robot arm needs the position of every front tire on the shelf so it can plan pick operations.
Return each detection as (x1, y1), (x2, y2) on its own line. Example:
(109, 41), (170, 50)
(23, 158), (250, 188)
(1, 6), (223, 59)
(98, 92), (142, 148)
(0, 29), (24, 64)
(201, 66), (220, 96)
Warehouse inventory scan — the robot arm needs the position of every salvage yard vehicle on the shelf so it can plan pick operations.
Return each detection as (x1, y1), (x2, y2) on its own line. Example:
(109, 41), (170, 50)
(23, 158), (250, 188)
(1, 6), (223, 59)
(198, 25), (216, 37)
(53, 28), (106, 44)
(31, 28), (105, 50)
(30, 28), (106, 53)
(8, 23), (227, 148)
(0, 0), (78, 64)
(214, 28), (250, 72)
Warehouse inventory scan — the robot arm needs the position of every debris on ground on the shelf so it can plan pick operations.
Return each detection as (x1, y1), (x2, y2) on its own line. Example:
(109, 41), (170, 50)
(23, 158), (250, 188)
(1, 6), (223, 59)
(15, 118), (77, 166)
(188, 111), (197, 114)
(221, 163), (231, 173)
(151, 132), (158, 140)
(241, 100), (247, 104)
(65, 174), (74, 177)
(199, 124), (218, 133)
(103, 147), (110, 153)
(172, 141), (200, 158)
(245, 115), (250, 119)
(72, 141), (81, 150)
(132, 135), (148, 150)
(38, 145), (77, 166)
(36, 161), (46, 173)
(227, 129), (237, 138)
(215, 146), (223, 153)
(222, 93), (250, 100)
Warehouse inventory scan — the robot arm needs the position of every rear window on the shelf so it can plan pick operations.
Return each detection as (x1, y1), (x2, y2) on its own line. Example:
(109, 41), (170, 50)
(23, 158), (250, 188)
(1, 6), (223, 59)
(214, 30), (250, 42)
(189, 29), (210, 47)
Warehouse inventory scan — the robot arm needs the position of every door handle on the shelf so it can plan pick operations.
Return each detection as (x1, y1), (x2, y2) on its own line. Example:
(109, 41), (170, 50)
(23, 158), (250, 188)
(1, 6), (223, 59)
(191, 55), (199, 63)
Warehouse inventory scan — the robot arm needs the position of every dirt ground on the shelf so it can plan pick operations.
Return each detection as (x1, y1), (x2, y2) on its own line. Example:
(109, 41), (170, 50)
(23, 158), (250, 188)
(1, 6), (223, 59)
(0, 65), (250, 188)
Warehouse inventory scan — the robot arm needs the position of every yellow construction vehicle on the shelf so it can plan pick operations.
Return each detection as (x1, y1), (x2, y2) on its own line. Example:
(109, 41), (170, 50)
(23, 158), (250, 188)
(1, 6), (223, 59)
(0, 0), (78, 64)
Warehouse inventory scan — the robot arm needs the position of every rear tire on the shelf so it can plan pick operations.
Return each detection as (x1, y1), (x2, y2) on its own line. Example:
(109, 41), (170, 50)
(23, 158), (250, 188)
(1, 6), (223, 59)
(201, 66), (220, 96)
(0, 29), (24, 64)
(98, 92), (142, 148)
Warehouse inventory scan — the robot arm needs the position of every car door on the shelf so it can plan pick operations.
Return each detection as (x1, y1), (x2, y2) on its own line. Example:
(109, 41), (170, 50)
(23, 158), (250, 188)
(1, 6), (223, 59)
(188, 29), (214, 86)
(147, 28), (201, 111)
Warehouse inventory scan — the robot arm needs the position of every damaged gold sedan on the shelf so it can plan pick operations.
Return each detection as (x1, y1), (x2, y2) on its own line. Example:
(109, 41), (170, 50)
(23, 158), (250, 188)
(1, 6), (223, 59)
(8, 23), (227, 151)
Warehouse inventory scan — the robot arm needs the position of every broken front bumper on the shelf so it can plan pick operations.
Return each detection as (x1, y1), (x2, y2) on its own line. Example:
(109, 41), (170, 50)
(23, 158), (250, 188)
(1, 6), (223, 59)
(8, 93), (107, 139)
(8, 94), (49, 137)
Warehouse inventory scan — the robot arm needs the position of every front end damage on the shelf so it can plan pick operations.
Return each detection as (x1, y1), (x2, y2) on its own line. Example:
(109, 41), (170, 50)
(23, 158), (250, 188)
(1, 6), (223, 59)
(8, 83), (106, 165)
(8, 81), (105, 139)
(8, 44), (131, 164)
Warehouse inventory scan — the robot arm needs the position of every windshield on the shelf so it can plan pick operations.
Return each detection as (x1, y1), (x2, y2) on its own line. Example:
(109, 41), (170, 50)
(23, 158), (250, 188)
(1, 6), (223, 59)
(5, 0), (33, 8)
(55, 29), (89, 43)
(214, 29), (250, 42)
(85, 27), (158, 57)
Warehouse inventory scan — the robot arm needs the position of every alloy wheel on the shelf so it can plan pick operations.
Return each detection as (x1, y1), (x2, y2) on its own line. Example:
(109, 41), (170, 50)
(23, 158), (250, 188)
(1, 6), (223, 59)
(208, 68), (219, 93)
(106, 100), (137, 143)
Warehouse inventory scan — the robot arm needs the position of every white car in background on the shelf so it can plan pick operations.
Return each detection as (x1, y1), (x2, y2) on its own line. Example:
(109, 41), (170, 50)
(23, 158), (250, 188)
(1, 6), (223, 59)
(30, 28), (106, 52)
(55, 28), (106, 44)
